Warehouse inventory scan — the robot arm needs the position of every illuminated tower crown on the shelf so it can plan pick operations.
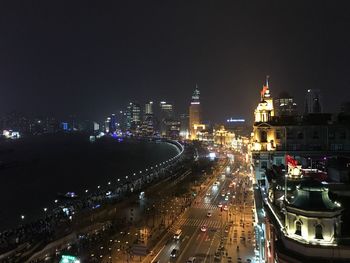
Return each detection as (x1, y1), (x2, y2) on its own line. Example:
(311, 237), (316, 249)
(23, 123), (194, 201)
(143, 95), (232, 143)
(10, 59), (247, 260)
(191, 85), (200, 104)
(254, 76), (275, 122)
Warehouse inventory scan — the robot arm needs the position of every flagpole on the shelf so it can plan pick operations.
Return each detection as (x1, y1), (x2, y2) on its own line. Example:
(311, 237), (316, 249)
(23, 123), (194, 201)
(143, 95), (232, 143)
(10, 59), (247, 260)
(285, 173), (288, 203)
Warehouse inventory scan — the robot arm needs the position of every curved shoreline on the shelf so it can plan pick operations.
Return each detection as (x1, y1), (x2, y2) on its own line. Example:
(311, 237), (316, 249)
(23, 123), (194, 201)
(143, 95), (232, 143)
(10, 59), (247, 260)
(0, 137), (185, 258)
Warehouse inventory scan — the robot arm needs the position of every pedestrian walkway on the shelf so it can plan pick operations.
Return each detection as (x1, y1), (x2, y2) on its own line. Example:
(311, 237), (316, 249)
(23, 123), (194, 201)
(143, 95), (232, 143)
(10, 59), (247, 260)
(168, 218), (223, 233)
(192, 202), (218, 210)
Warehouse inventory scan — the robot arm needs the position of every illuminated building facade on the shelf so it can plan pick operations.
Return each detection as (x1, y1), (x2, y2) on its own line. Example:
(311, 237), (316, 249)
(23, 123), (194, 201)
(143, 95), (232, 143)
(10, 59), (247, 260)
(213, 125), (235, 147)
(251, 79), (350, 262)
(189, 87), (202, 140)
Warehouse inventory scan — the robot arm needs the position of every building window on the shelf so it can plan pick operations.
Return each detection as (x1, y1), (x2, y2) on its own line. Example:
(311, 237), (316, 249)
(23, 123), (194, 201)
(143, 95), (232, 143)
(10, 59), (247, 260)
(315, 224), (323, 239)
(295, 221), (302, 236)
(275, 158), (282, 166)
(260, 130), (267, 142)
(276, 131), (282, 140)
(331, 144), (343, 151)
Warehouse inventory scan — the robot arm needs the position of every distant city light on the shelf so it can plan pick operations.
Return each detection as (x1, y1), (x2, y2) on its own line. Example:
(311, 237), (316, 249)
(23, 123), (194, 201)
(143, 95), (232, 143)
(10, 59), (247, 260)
(3, 130), (21, 139)
(208, 152), (216, 160)
(226, 118), (245, 123)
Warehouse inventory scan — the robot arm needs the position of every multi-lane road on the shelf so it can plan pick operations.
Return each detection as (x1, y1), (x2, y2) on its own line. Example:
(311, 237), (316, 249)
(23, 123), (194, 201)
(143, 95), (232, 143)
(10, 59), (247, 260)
(150, 152), (258, 263)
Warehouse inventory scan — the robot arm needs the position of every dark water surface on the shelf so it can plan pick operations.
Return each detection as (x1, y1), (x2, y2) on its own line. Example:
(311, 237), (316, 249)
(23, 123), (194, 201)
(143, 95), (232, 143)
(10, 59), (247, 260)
(0, 134), (179, 230)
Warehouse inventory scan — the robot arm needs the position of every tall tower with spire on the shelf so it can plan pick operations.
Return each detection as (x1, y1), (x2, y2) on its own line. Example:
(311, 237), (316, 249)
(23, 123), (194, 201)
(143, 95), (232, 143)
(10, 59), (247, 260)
(189, 85), (202, 139)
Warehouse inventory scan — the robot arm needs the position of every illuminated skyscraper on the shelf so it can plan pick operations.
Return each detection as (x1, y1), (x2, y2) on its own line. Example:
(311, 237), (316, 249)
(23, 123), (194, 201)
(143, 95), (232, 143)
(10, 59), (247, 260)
(141, 101), (155, 136)
(145, 101), (153, 115)
(189, 85), (202, 139)
(126, 102), (141, 131)
(159, 101), (174, 136)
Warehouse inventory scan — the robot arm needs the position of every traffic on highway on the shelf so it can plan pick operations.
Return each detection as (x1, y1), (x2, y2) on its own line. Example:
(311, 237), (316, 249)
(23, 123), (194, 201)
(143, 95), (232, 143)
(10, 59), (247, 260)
(150, 149), (258, 263)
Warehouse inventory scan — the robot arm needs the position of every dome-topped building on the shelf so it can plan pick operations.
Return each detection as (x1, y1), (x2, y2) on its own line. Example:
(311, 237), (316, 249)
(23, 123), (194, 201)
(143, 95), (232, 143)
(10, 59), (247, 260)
(285, 179), (342, 245)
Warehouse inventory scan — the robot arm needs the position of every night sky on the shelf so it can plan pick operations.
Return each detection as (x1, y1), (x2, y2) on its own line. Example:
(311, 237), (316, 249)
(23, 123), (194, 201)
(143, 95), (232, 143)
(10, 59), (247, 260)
(0, 1), (349, 123)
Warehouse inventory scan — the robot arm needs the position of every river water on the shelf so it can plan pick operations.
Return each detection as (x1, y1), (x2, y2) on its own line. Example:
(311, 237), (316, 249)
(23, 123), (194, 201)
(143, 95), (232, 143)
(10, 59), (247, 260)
(0, 134), (179, 230)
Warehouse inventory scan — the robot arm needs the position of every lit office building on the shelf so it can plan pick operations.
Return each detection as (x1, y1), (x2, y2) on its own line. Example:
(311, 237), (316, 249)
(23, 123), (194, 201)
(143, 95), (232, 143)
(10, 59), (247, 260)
(141, 101), (155, 136)
(145, 101), (153, 115)
(159, 101), (174, 136)
(274, 92), (298, 116)
(189, 86), (203, 139)
(126, 102), (141, 132)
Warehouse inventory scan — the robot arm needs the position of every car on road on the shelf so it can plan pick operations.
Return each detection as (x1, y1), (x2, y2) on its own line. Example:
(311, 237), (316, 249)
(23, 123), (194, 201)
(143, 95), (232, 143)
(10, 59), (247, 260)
(201, 225), (207, 232)
(187, 257), (196, 263)
(223, 205), (229, 211)
(206, 192), (211, 196)
(218, 203), (223, 208)
(225, 195), (229, 201)
(170, 249), (177, 258)
(173, 229), (182, 240)
(207, 211), (212, 217)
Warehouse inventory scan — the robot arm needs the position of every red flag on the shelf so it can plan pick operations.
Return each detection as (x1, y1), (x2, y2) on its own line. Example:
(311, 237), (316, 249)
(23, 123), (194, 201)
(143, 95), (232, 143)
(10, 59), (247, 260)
(286, 155), (297, 167)
(260, 85), (268, 98)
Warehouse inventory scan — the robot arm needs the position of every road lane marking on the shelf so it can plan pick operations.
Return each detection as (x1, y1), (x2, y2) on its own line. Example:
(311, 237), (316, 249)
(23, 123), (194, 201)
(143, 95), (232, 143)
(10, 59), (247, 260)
(150, 244), (165, 263)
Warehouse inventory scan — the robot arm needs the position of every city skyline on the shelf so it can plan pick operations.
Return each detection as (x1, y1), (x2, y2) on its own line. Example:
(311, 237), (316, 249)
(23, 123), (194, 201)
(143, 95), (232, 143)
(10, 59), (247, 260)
(2, 2), (350, 263)
(0, 1), (350, 122)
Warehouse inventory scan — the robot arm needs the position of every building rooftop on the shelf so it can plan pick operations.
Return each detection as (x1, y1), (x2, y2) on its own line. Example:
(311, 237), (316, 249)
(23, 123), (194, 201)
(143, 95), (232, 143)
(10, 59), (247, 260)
(288, 179), (341, 212)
